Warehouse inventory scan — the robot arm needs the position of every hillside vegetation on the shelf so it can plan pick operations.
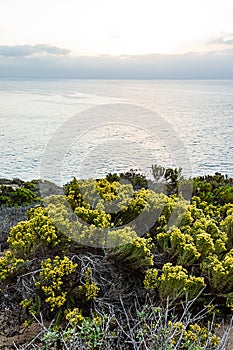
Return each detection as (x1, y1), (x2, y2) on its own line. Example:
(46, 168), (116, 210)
(0, 167), (233, 349)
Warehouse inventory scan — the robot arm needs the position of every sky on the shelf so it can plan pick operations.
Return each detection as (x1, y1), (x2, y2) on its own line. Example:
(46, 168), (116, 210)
(0, 0), (233, 78)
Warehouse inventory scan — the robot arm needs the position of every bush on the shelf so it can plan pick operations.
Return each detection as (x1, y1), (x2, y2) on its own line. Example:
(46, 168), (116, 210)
(144, 263), (205, 300)
(0, 185), (38, 207)
(0, 169), (233, 349)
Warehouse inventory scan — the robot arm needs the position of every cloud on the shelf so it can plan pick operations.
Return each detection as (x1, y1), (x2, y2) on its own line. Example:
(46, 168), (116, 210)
(0, 48), (233, 79)
(109, 35), (120, 39)
(210, 33), (233, 46)
(0, 44), (70, 57)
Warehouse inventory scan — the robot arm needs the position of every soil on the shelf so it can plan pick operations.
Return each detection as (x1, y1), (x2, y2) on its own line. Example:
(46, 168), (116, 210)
(0, 311), (52, 350)
(0, 321), (41, 349)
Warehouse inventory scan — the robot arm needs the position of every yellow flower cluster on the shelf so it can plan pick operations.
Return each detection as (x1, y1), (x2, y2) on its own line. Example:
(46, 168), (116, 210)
(65, 308), (84, 326)
(157, 201), (228, 268)
(19, 258), (99, 322)
(8, 206), (61, 257)
(157, 228), (200, 266)
(0, 250), (25, 282)
(143, 268), (158, 290)
(201, 249), (233, 301)
(75, 206), (111, 228)
(20, 298), (32, 309)
(95, 178), (118, 201)
(167, 321), (220, 348)
(36, 256), (77, 312)
(144, 263), (205, 300)
(79, 267), (100, 301)
(111, 237), (154, 270)
(221, 211), (233, 247)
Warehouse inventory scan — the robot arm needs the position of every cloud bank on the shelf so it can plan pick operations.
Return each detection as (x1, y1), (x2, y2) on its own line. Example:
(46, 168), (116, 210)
(0, 45), (233, 79)
(0, 44), (70, 57)
(210, 33), (233, 46)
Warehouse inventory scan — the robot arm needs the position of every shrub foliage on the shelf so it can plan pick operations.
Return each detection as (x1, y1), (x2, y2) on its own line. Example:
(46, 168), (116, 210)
(0, 168), (233, 348)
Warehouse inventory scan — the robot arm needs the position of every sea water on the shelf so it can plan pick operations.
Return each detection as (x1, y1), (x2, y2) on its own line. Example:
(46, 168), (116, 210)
(0, 79), (232, 184)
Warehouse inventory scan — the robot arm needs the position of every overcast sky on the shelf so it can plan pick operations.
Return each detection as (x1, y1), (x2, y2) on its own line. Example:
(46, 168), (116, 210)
(0, 0), (233, 78)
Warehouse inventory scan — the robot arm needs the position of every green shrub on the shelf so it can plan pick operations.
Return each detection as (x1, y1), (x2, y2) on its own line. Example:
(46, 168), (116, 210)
(0, 186), (38, 207)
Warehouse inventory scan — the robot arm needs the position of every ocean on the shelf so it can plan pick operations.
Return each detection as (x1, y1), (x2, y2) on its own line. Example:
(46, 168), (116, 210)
(0, 79), (232, 185)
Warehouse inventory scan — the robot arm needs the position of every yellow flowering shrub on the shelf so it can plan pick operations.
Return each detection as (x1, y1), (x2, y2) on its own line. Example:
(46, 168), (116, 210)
(1, 170), (233, 335)
(20, 255), (99, 324)
(65, 178), (123, 213)
(144, 263), (205, 300)
(157, 228), (200, 266)
(195, 230), (215, 258)
(143, 268), (158, 290)
(74, 206), (111, 228)
(64, 177), (87, 211)
(65, 308), (84, 326)
(191, 218), (227, 255)
(167, 321), (220, 348)
(78, 267), (100, 301)
(35, 256), (77, 312)
(202, 250), (233, 296)
(110, 237), (154, 270)
(7, 206), (66, 258)
(95, 178), (118, 201)
(0, 250), (25, 282)
(221, 212), (233, 247)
